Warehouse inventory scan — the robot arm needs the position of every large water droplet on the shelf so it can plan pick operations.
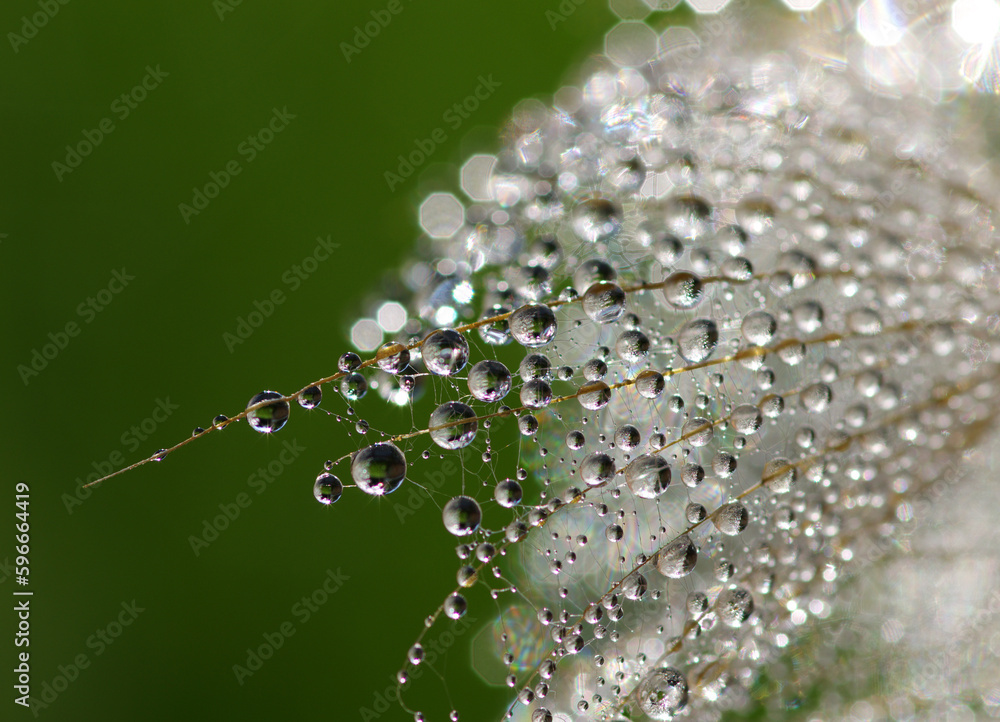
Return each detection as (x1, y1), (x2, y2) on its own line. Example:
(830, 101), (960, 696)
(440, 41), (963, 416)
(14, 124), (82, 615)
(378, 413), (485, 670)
(442, 495), (482, 536)
(421, 329), (470, 376)
(509, 304), (558, 348)
(351, 442), (407, 496)
(637, 667), (689, 720)
(246, 391), (290, 434)
(656, 535), (698, 578)
(582, 282), (627, 324)
(625, 455), (671, 499)
(677, 319), (719, 363)
(313, 473), (343, 505)
(429, 402), (478, 450)
(467, 360), (512, 403)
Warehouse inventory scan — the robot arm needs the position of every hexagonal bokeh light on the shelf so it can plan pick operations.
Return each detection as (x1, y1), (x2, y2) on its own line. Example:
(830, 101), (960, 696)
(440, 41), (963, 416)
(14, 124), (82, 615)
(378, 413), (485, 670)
(605, 21), (660, 67)
(418, 192), (465, 238)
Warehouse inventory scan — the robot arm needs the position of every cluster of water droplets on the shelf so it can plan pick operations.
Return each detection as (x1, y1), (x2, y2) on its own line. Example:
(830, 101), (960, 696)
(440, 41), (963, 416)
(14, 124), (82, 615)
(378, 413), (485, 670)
(111, 5), (1000, 721)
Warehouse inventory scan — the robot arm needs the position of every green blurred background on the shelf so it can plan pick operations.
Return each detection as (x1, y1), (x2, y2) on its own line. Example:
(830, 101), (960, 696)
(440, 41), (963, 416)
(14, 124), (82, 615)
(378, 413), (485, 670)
(0, 1), (661, 720)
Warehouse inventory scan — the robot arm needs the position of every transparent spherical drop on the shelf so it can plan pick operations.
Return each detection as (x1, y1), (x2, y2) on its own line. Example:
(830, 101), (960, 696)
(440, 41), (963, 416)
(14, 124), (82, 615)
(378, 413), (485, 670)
(298, 385), (322, 409)
(578, 381), (612, 410)
(574, 259), (617, 290)
(637, 667), (689, 720)
(685, 502), (707, 523)
(656, 535), (698, 578)
(680, 463), (704, 488)
(735, 195), (775, 235)
(615, 330), (650, 364)
(663, 271), (704, 309)
(519, 353), (551, 381)
(582, 282), (627, 324)
(421, 329), (470, 376)
(376, 342), (410, 374)
(340, 373), (368, 401)
(509, 304), (557, 348)
(762, 457), (797, 493)
(444, 593), (467, 620)
(246, 391), (290, 434)
(731, 404), (763, 435)
(664, 194), (712, 240)
(681, 417), (714, 447)
(572, 197), (622, 243)
(520, 379), (553, 409)
(713, 502), (749, 535)
(429, 402), (478, 450)
(580, 452), (616, 486)
(467, 360), (512, 403)
(800, 383), (833, 413)
(313, 473), (343, 505)
(338, 352), (361, 372)
(494, 479), (523, 508)
(518, 414), (539, 435)
(442, 495), (482, 536)
(741, 310), (777, 345)
(614, 424), (640, 450)
(625, 455), (671, 499)
(847, 307), (883, 335)
(677, 319), (719, 363)
(715, 586), (754, 627)
(721, 256), (754, 281)
(792, 301), (824, 334)
(351, 442), (407, 496)
(635, 370), (665, 399)
(478, 304), (512, 346)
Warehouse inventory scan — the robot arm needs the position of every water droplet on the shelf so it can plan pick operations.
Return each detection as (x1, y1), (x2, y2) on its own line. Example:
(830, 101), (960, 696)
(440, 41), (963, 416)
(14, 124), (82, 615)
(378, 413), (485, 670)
(509, 304), (558, 348)
(313, 473), (343, 505)
(635, 370), (665, 399)
(664, 194), (712, 240)
(376, 342), (410, 374)
(581, 452), (616, 486)
(442, 495), (482, 536)
(520, 379), (553, 409)
(741, 311), (777, 345)
(421, 329), (470, 376)
(338, 352), (361, 372)
(444, 593), (467, 620)
(677, 319), (719, 363)
(467, 360), (512, 403)
(582, 282), (627, 324)
(762, 457), (797, 493)
(713, 502), (749, 535)
(298, 385), (322, 409)
(572, 197), (622, 243)
(614, 424), (640, 450)
(246, 391), (290, 434)
(715, 586), (754, 627)
(656, 535), (698, 578)
(351, 442), (407, 496)
(637, 667), (689, 720)
(578, 381), (612, 410)
(625, 455), (671, 499)
(681, 417), (714, 447)
(731, 404), (762, 435)
(429, 401), (478, 449)
(340, 373), (368, 401)
(663, 271), (704, 310)
(495, 479), (523, 507)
